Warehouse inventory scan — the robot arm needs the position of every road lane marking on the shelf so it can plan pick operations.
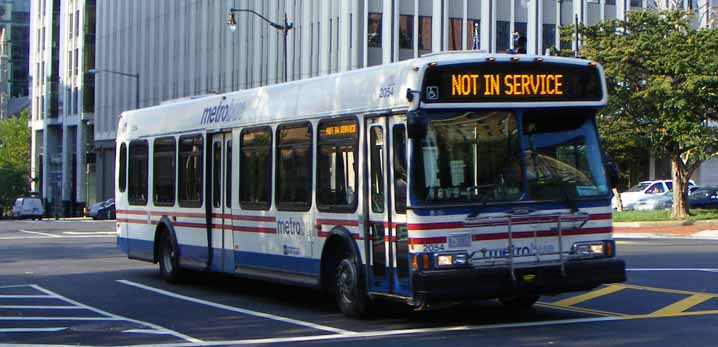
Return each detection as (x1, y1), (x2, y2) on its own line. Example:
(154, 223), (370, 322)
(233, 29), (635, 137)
(551, 285), (625, 307)
(612, 283), (716, 296)
(0, 317), (123, 321)
(29, 284), (202, 343)
(0, 295), (58, 299)
(118, 280), (354, 335)
(627, 268), (718, 273)
(0, 328), (67, 333)
(0, 306), (83, 309)
(19, 230), (61, 238)
(123, 316), (623, 347)
(62, 231), (116, 235)
(645, 293), (714, 317)
(535, 302), (627, 317)
(0, 284), (35, 289)
(0, 235), (115, 240)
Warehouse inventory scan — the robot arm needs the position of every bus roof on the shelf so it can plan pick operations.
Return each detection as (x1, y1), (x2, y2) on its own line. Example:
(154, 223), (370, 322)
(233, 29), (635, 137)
(118, 53), (606, 141)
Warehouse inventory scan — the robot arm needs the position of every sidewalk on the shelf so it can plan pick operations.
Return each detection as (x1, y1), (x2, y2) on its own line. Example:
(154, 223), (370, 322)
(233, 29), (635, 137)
(613, 221), (718, 239)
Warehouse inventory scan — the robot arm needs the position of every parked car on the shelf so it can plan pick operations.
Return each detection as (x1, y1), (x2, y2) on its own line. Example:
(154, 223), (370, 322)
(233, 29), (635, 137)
(11, 197), (44, 220)
(633, 190), (674, 211)
(86, 198), (115, 220)
(689, 187), (718, 209)
(620, 180), (695, 210)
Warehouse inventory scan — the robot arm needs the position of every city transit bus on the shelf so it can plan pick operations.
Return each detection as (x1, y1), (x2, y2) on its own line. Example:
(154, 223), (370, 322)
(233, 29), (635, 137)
(116, 52), (626, 318)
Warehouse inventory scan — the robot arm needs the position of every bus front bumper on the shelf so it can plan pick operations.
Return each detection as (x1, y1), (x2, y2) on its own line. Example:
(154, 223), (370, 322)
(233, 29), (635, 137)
(411, 258), (626, 306)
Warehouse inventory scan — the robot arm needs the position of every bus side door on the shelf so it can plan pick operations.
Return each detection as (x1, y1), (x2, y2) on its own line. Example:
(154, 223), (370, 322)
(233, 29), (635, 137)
(210, 132), (233, 271)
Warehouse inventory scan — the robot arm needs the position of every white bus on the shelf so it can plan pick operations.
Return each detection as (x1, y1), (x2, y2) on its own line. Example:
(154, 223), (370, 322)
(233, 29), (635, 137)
(116, 52), (625, 317)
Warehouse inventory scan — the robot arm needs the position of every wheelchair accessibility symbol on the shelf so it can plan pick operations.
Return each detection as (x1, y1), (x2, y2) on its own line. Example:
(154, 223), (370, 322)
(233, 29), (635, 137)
(426, 86), (439, 100)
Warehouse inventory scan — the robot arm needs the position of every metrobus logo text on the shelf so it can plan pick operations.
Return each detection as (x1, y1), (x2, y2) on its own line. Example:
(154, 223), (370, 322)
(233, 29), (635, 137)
(200, 100), (246, 125)
(276, 218), (306, 236)
(451, 73), (564, 97)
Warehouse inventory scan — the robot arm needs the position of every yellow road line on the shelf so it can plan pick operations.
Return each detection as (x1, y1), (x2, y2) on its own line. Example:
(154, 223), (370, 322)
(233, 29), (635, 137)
(613, 283), (718, 297)
(551, 285), (625, 307)
(644, 294), (714, 317)
(536, 302), (626, 317)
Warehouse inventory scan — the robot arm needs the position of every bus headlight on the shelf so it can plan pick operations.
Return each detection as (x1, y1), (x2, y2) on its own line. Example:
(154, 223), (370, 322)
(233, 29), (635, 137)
(435, 253), (469, 267)
(571, 240), (614, 258)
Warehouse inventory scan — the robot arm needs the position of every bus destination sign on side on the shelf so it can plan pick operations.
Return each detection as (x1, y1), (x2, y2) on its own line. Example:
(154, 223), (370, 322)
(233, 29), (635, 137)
(422, 61), (603, 104)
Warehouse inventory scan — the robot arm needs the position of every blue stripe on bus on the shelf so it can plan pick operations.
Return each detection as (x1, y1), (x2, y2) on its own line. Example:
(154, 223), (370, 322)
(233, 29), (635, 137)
(410, 199), (611, 216)
(117, 236), (129, 253)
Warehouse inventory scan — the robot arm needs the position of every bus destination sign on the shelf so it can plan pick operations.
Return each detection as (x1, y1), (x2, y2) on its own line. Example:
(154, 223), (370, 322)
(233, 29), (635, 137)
(421, 61), (603, 103)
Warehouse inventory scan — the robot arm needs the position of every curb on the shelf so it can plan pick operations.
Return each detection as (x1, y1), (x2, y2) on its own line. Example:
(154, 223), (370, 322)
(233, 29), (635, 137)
(614, 230), (718, 240)
(613, 219), (718, 228)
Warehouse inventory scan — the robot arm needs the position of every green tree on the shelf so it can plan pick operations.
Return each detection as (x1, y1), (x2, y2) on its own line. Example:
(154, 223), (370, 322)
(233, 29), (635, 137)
(0, 109), (30, 216)
(568, 10), (718, 218)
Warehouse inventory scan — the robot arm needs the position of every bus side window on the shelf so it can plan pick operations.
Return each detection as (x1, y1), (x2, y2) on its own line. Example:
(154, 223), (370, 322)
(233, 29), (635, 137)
(393, 124), (407, 214)
(118, 143), (127, 193)
(128, 140), (149, 205)
(239, 127), (272, 210)
(370, 127), (384, 213)
(153, 137), (176, 206)
(178, 135), (204, 207)
(317, 118), (358, 212)
(276, 123), (313, 211)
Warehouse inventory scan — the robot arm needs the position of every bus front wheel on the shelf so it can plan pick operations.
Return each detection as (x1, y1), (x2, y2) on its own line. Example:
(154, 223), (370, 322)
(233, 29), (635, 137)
(159, 233), (183, 283)
(335, 257), (369, 318)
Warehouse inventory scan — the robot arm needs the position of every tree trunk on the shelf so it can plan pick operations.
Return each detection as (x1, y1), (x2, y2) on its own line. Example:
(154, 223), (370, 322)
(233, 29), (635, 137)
(671, 154), (689, 219)
(612, 188), (623, 212)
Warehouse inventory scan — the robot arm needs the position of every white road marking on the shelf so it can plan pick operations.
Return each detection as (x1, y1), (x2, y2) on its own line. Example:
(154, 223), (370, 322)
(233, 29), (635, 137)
(123, 329), (176, 335)
(62, 231), (116, 235)
(123, 316), (623, 347)
(0, 234), (115, 240)
(0, 295), (58, 299)
(118, 280), (354, 335)
(28, 285), (202, 343)
(19, 230), (61, 238)
(627, 268), (718, 273)
(0, 306), (84, 309)
(0, 328), (67, 333)
(0, 284), (35, 289)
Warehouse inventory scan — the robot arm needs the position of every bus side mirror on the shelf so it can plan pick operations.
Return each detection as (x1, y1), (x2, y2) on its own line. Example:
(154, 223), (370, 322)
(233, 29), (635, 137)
(407, 112), (428, 139)
(605, 157), (620, 189)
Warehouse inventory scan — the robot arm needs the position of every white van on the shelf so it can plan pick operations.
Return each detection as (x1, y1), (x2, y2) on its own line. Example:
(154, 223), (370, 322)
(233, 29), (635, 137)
(12, 197), (44, 220)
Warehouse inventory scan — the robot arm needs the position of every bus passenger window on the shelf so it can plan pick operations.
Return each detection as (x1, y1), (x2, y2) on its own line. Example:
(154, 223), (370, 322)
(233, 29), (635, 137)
(276, 123), (312, 211)
(128, 140), (149, 205)
(118, 143), (127, 193)
(212, 142), (222, 208)
(153, 137), (176, 206)
(393, 125), (407, 214)
(370, 127), (384, 213)
(178, 135), (203, 207)
(240, 127), (272, 210)
(226, 139), (232, 208)
(317, 118), (358, 212)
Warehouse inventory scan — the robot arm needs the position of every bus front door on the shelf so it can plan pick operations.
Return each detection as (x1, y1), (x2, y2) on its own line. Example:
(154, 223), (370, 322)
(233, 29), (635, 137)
(366, 116), (410, 297)
(210, 132), (233, 272)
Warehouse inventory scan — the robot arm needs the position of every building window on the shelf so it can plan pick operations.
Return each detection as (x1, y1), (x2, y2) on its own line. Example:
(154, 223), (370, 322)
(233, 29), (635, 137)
(128, 140), (149, 206)
(153, 137), (176, 206)
(449, 18), (462, 50)
(630, 0), (642, 7)
(118, 143), (127, 193)
(543, 24), (556, 53)
(178, 135), (203, 207)
(467, 19), (479, 49)
(317, 118), (358, 212)
(399, 15), (413, 49)
(276, 123), (312, 211)
(606, 0), (616, 5)
(418, 16), (432, 50)
(368, 13), (382, 47)
(496, 21), (510, 52)
(240, 127), (272, 210)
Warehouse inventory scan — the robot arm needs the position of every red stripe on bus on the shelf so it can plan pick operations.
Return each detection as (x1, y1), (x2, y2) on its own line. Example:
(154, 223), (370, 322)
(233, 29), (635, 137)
(174, 221), (207, 229)
(116, 210), (146, 216)
(233, 226), (276, 234)
(407, 222), (464, 231)
(317, 230), (363, 240)
(117, 218), (148, 224)
(408, 237), (448, 245)
(316, 219), (359, 227)
(231, 215), (276, 222)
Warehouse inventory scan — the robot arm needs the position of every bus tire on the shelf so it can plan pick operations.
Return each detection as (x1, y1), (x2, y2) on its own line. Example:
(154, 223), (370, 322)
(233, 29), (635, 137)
(500, 295), (540, 311)
(159, 232), (183, 283)
(335, 257), (369, 318)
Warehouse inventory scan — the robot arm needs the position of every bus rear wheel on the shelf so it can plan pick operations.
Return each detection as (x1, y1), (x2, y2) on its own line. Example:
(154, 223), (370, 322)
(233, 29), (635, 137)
(159, 233), (183, 283)
(500, 295), (540, 311)
(335, 257), (369, 318)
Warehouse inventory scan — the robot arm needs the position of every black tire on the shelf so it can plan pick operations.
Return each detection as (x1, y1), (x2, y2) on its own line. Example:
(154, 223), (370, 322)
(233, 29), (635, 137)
(159, 232), (183, 283)
(335, 257), (370, 318)
(500, 295), (540, 311)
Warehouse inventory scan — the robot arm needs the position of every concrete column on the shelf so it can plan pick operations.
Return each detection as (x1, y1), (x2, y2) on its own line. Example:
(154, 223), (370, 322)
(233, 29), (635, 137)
(320, 0), (330, 75)
(393, 0), (399, 62)
(351, 0), (361, 69)
(76, 122), (86, 206)
(573, 0), (583, 52)
(363, 0), (369, 67)
(413, 0), (419, 57)
(510, 0), (515, 51)
(287, 0), (297, 79)
(527, 0), (542, 55)
(616, 0), (627, 21)
(555, 0), (561, 49)
(600, 0), (605, 22)
(31, 130), (41, 193)
(480, 0), (496, 52)
(432, 0), (442, 52)
(383, 0), (394, 62)
(61, 124), (71, 203)
(41, 128), (50, 200)
(340, 0), (351, 71)
(268, 0), (278, 84)
(302, 0), (312, 78)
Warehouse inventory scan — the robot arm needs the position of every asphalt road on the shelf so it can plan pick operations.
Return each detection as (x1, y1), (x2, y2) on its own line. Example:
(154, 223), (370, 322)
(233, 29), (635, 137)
(1, 219), (717, 347)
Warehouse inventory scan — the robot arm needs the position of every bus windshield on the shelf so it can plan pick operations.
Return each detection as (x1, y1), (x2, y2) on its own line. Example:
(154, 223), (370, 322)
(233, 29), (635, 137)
(410, 109), (609, 205)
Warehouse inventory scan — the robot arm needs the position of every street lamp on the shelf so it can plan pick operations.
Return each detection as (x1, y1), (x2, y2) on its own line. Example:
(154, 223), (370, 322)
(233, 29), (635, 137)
(226, 8), (293, 83)
(88, 69), (140, 110)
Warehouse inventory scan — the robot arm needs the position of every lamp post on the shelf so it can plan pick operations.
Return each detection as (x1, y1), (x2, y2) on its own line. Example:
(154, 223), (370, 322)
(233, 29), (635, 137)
(226, 8), (293, 83)
(88, 69), (140, 110)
